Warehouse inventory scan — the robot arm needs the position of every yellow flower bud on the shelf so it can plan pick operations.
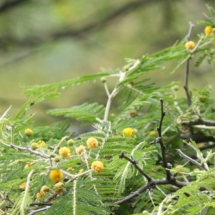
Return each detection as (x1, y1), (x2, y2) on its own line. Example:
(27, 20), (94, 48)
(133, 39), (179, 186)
(24, 162), (33, 169)
(25, 128), (33, 136)
(100, 77), (107, 83)
(59, 147), (71, 159)
(49, 169), (64, 183)
(91, 161), (104, 173)
(86, 137), (98, 149)
(148, 131), (156, 136)
(129, 110), (136, 118)
(122, 128), (134, 137)
(67, 139), (75, 146)
(30, 142), (38, 150)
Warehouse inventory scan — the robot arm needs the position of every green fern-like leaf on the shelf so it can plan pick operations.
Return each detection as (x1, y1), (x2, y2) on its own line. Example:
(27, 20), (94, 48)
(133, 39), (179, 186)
(47, 103), (105, 124)
(22, 73), (110, 97)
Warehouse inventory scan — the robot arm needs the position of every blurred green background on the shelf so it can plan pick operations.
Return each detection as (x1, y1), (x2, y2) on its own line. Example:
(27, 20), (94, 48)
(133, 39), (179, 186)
(0, 0), (215, 126)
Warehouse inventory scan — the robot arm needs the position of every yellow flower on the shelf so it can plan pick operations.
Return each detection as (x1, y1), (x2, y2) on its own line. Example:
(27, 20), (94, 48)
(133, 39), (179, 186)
(76, 145), (86, 155)
(38, 140), (46, 148)
(122, 128), (134, 137)
(59, 147), (71, 159)
(185, 41), (195, 50)
(78, 169), (84, 174)
(54, 181), (65, 194)
(148, 131), (156, 136)
(204, 26), (213, 35)
(25, 128), (33, 136)
(36, 190), (45, 199)
(19, 182), (27, 190)
(91, 161), (104, 173)
(87, 137), (98, 149)
(40, 185), (49, 193)
(24, 162), (33, 169)
(49, 169), (64, 183)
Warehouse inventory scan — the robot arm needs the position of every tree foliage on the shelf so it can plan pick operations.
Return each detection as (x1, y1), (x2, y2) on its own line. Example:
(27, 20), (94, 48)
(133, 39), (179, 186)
(1, 4), (215, 215)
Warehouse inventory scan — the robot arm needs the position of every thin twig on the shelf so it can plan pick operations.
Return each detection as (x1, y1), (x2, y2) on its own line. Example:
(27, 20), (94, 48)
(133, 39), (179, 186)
(176, 149), (208, 171)
(119, 152), (152, 182)
(53, 136), (69, 154)
(28, 206), (51, 215)
(184, 57), (192, 106)
(114, 178), (188, 204)
(185, 21), (195, 42)
(184, 22), (194, 106)
(0, 140), (49, 159)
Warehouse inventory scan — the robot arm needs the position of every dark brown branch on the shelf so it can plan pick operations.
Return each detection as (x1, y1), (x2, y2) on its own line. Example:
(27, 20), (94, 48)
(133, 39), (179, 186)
(30, 202), (53, 206)
(157, 99), (172, 181)
(114, 178), (188, 204)
(184, 58), (192, 106)
(119, 152), (152, 182)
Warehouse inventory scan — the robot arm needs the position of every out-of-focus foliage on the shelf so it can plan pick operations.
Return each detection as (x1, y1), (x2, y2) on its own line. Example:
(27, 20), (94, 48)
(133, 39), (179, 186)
(0, 0), (215, 126)
(1, 4), (215, 214)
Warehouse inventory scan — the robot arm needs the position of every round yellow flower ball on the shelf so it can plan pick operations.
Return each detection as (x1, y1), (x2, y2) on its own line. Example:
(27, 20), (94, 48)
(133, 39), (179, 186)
(49, 169), (64, 183)
(91, 161), (104, 174)
(59, 147), (71, 159)
(87, 137), (98, 149)
(122, 127), (134, 137)
(204, 26), (213, 35)
(185, 41), (195, 50)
